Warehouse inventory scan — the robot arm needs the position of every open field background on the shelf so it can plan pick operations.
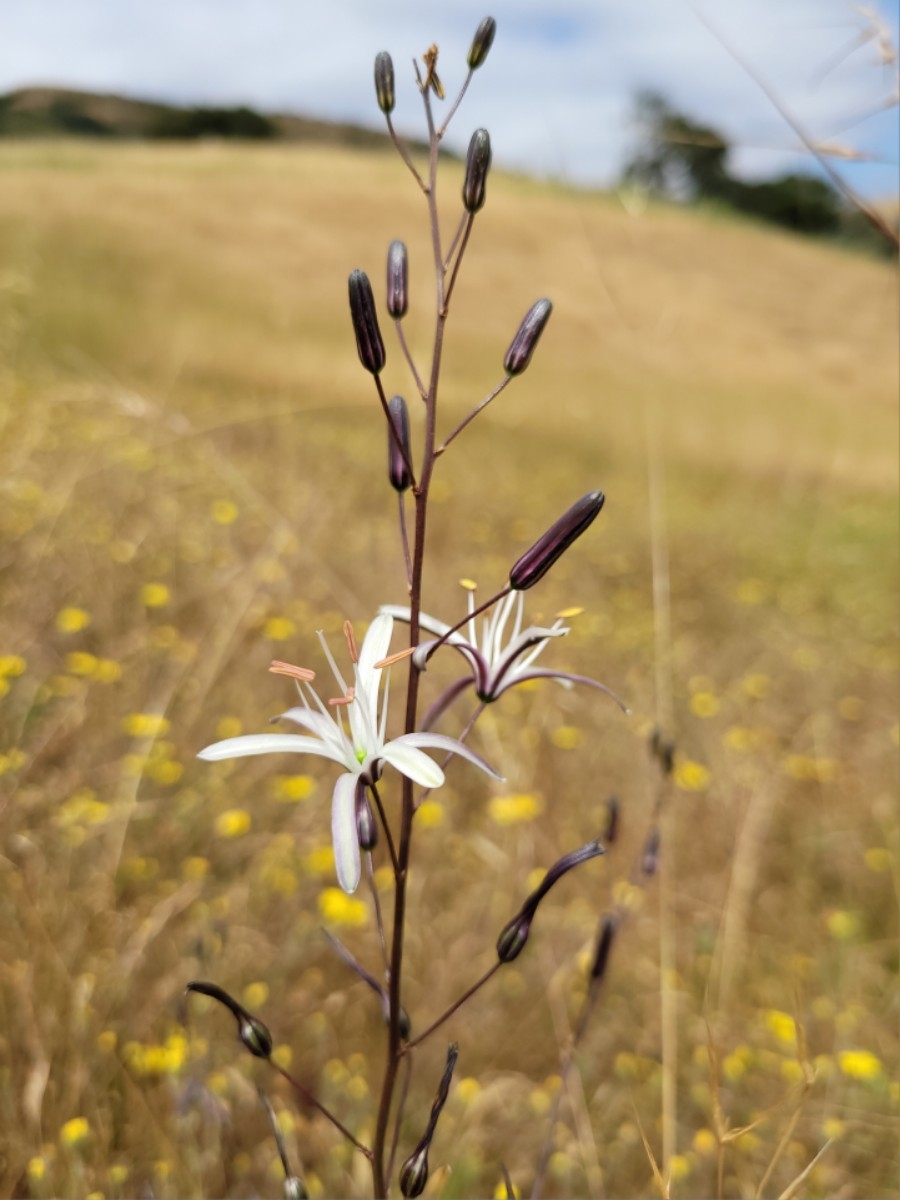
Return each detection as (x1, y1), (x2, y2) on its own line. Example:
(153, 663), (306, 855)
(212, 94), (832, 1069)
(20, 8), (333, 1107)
(0, 140), (897, 1198)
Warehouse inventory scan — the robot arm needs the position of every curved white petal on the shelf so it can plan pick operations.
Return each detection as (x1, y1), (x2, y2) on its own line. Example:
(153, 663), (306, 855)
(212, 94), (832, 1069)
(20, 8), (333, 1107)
(356, 613), (393, 717)
(379, 605), (466, 644)
(379, 741), (445, 788)
(279, 706), (345, 742)
(197, 733), (350, 769)
(331, 772), (361, 894)
(394, 732), (504, 781)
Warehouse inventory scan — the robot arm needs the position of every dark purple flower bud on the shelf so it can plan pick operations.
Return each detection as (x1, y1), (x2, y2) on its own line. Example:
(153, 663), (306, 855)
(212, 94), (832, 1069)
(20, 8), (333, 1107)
(348, 269), (386, 376)
(463, 128), (492, 213)
(496, 912), (532, 963)
(467, 17), (497, 69)
(509, 490), (605, 591)
(284, 1178), (308, 1200)
(603, 795), (620, 844)
(590, 913), (617, 981)
(374, 52), (395, 115)
(497, 839), (605, 963)
(504, 299), (552, 376)
(399, 1147), (429, 1198)
(641, 827), (660, 877)
(387, 395), (412, 492)
(387, 239), (409, 319)
(650, 726), (676, 776)
(185, 980), (273, 1059)
(355, 781), (378, 851)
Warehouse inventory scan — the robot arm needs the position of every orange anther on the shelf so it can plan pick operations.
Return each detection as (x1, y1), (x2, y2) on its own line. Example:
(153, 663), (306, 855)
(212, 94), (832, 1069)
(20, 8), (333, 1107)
(269, 660), (316, 682)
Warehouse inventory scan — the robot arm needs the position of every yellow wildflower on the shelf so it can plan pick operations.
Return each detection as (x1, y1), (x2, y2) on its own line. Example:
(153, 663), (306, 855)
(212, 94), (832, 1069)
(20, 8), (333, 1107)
(0, 655), (27, 677)
(417, 800), (445, 828)
(121, 713), (170, 739)
(675, 760), (711, 791)
(141, 582), (170, 608)
(838, 1050), (883, 1081)
(488, 793), (543, 825)
(60, 1116), (91, 1147)
(215, 809), (251, 839)
(56, 607), (91, 633)
(690, 691), (720, 718)
(211, 499), (239, 525)
(263, 616), (296, 641)
(318, 888), (368, 928)
(551, 725), (582, 750)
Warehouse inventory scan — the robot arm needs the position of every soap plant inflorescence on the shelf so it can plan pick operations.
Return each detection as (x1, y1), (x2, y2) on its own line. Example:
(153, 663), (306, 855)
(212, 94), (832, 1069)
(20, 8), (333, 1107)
(188, 20), (627, 1197)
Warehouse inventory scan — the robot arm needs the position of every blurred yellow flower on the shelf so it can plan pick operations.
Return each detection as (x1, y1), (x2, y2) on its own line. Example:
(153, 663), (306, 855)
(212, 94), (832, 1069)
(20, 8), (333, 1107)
(94, 658), (122, 683)
(215, 809), (251, 838)
(693, 1129), (717, 1157)
(0, 655), (26, 677)
(417, 800), (445, 827)
(97, 1030), (117, 1053)
(826, 910), (861, 940)
(121, 713), (170, 739)
(494, 1182), (521, 1199)
(668, 1155), (691, 1181)
(216, 716), (243, 740)
(56, 606), (91, 633)
(243, 981), (269, 1009)
(765, 1010), (796, 1045)
(27, 1157), (46, 1182)
(736, 578), (767, 605)
(141, 582), (170, 608)
(781, 1060), (805, 1085)
(273, 773), (316, 802)
(741, 673), (770, 699)
(456, 1077), (481, 1104)
(792, 646), (820, 670)
(675, 760), (711, 791)
(263, 616), (296, 641)
(822, 1118), (846, 1141)
(838, 1050), (883, 1081)
(690, 691), (720, 718)
(58, 790), (110, 827)
(107, 1165), (130, 1187)
(318, 887), (368, 927)
(211, 499), (239, 525)
(488, 792), (543, 825)
(838, 695), (864, 721)
(551, 725), (582, 750)
(183, 856), (210, 881)
(783, 754), (838, 782)
(864, 847), (891, 873)
(304, 846), (335, 876)
(60, 1116), (91, 1147)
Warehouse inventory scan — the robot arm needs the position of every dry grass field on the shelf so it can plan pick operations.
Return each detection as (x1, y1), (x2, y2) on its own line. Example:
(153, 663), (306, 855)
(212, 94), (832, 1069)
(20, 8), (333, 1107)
(0, 139), (897, 1198)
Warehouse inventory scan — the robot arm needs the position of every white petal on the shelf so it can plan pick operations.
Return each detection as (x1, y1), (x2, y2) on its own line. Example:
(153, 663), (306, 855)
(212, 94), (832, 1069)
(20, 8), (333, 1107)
(356, 614), (393, 717)
(379, 605), (453, 639)
(197, 733), (348, 769)
(379, 741), (445, 788)
(397, 732), (504, 780)
(331, 773), (361, 894)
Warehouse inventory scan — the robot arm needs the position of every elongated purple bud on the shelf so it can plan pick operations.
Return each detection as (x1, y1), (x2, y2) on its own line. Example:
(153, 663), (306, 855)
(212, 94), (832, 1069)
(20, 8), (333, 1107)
(348, 269), (386, 376)
(641, 827), (660, 877)
(185, 980), (273, 1059)
(400, 1147), (429, 1198)
(400, 1044), (458, 1196)
(387, 395), (412, 492)
(497, 838), (605, 963)
(604, 795), (620, 844)
(467, 17), (497, 69)
(591, 913), (617, 981)
(374, 52), (395, 115)
(463, 128), (492, 213)
(504, 299), (552, 375)
(386, 239), (409, 319)
(355, 781), (378, 851)
(510, 490), (605, 590)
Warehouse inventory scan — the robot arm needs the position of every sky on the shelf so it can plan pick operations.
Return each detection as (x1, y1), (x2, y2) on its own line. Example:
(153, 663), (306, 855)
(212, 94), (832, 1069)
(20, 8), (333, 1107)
(2, 0), (898, 198)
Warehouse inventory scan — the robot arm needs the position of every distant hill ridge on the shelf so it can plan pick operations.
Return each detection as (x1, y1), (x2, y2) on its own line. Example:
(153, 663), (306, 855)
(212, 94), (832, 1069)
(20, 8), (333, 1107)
(0, 86), (424, 152)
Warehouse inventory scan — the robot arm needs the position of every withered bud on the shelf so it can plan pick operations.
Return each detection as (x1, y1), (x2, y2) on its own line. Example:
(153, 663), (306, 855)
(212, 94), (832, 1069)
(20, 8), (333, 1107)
(399, 1146), (429, 1198)
(641, 827), (660, 877)
(355, 782), (378, 851)
(374, 52), (395, 115)
(509, 490), (605, 590)
(590, 913), (617, 981)
(386, 239), (409, 319)
(348, 269), (386, 376)
(463, 128), (492, 213)
(497, 839), (605, 963)
(467, 17), (497, 69)
(604, 795), (620, 844)
(496, 912), (532, 963)
(387, 395), (412, 492)
(185, 980), (273, 1060)
(503, 299), (552, 376)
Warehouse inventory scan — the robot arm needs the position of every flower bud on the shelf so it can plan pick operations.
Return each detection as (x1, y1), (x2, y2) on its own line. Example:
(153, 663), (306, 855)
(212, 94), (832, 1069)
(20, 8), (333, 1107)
(463, 129), (492, 214)
(284, 1177), (308, 1200)
(641, 827), (660, 877)
(387, 395), (412, 492)
(603, 795), (620, 844)
(399, 1146), (429, 1198)
(467, 17), (497, 69)
(386, 239), (409, 319)
(504, 299), (552, 376)
(240, 1015), (273, 1059)
(348, 269), (386, 376)
(496, 912), (532, 963)
(355, 781), (378, 851)
(590, 913), (617, 981)
(509, 490), (605, 590)
(374, 52), (395, 115)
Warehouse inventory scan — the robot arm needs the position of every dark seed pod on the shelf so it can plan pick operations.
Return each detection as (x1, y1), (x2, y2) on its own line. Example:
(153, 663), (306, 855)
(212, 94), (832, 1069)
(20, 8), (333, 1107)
(641, 827), (661, 877)
(240, 1015), (273, 1059)
(463, 128), (492, 214)
(496, 912), (532, 963)
(387, 395), (412, 492)
(510, 491), (605, 591)
(374, 52), (395, 115)
(284, 1178), (308, 1200)
(355, 782), (378, 851)
(467, 17), (497, 70)
(386, 239), (409, 319)
(590, 913), (617, 981)
(603, 795), (620, 845)
(504, 299), (552, 376)
(399, 1146), (429, 1198)
(348, 269), (386, 376)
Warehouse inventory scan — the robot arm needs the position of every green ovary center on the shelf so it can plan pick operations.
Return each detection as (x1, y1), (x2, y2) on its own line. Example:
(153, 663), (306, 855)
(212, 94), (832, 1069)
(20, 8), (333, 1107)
(356, 748), (367, 765)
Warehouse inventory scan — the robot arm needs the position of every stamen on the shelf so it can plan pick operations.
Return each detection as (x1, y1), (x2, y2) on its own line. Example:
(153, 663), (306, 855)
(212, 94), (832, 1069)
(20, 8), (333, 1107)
(328, 687), (356, 708)
(556, 606), (584, 619)
(269, 660), (316, 682)
(344, 620), (359, 664)
(459, 578), (477, 591)
(374, 645), (417, 669)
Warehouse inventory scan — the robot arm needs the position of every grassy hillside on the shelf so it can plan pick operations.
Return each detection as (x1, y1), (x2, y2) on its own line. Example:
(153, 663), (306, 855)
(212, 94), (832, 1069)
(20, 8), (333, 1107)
(0, 140), (897, 1199)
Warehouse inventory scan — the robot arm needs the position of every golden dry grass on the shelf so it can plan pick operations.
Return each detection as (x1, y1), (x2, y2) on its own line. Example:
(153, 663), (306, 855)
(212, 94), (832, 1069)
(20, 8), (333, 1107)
(0, 139), (897, 1199)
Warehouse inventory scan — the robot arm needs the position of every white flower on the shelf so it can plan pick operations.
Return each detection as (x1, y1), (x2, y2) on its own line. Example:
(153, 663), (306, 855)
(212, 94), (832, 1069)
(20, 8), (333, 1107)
(381, 590), (626, 727)
(198, 614), (500, 894)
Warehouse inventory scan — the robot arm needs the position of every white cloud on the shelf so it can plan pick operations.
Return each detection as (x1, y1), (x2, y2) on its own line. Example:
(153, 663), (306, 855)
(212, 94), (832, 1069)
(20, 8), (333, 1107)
(1, 0), (896, 195)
